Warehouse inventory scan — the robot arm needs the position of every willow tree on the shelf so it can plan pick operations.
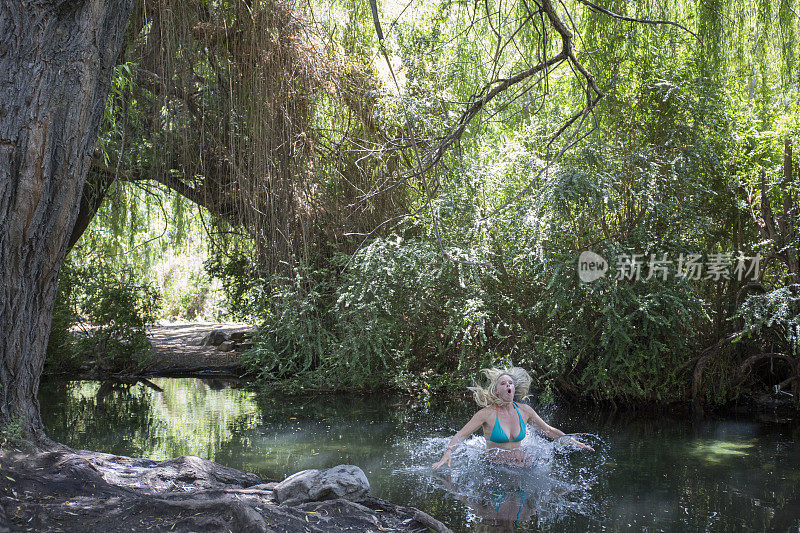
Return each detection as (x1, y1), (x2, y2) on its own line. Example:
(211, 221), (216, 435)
(71, 0), (407, 276)
(0, 0), (133, 436)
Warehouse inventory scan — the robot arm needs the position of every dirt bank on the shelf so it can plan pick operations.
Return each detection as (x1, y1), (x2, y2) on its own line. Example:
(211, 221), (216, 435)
(140, 322), (255, 376)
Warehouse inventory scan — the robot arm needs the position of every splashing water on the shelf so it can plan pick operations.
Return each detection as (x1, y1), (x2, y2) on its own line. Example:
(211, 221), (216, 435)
(396, 430), (605, 530)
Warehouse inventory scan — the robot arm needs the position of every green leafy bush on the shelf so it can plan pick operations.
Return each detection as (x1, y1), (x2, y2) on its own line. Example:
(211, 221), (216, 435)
(160, 265), (213, 320)
(243, 238), (502, 393)
(204, 252), (258, 320)
(520, 253), (709, 404)
(717, 285), (800, 401)
(736, 286), (800, 357)
(47, 261), (80, 372)
(46, 260), (160, 374)
(453, 132), (718, 400)
(0, 418), (24, 447)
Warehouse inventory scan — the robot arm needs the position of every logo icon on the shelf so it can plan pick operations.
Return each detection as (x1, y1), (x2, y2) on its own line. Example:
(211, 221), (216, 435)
(578, 251), (608, 282)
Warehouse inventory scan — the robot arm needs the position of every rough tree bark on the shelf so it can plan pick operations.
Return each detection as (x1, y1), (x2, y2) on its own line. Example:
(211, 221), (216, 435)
(0, 0), (133, 437)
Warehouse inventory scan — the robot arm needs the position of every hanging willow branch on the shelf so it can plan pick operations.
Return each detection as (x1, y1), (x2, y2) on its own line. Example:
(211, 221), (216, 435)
(576, 0), (699, 40)
(432, 0), (602, 170)
(81, 0), (406, 274)
(358, 0), (604, 227)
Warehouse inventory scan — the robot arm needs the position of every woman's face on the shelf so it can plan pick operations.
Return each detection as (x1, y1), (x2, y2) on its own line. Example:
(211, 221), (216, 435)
(495, 374), (515, 403)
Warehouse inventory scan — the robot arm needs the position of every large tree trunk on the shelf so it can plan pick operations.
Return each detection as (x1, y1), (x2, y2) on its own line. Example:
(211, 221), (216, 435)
(0, 0), (133, 438)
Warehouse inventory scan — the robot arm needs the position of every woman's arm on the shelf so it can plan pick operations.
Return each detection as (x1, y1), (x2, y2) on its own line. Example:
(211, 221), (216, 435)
(432, 409), (488, 470)
(523, 405), (594, 451)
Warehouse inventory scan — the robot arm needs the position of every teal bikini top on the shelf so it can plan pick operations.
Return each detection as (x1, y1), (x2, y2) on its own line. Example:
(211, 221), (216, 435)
(489, 402), (526, 443)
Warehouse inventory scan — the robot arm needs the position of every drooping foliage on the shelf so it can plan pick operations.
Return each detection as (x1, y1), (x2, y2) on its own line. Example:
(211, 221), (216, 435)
(59, 0), (800, 406)
(110, 0), (408, 270)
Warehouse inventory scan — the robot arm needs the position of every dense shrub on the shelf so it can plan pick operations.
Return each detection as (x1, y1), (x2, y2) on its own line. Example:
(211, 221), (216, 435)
(243, 233), (712, 405)
(242, 238), (505, 394)
(720, 286), (800, 400)
(519, 254), (710, 404)
(204, 252), (259, 320)
(46, 260), (160, 374)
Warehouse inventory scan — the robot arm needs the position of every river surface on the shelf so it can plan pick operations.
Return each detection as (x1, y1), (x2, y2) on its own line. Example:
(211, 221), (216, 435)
(39, 377), (800, 532)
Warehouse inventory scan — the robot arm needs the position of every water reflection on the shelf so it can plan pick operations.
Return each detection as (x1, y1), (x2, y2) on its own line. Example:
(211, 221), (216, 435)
(42, 378), (261, 459)
(38, 378), (800, 532)
(40, 378), (409, 481)
(435, 475), (537, 532)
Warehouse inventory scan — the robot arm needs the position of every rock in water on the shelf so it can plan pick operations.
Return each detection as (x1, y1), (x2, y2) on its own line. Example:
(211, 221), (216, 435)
(274, 465), (370, 505)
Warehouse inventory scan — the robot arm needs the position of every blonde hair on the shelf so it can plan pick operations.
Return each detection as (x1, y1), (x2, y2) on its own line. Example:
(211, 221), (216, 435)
(468, 367), (532, 407)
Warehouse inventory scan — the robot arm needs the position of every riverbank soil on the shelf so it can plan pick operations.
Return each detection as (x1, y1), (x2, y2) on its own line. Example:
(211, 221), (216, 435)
(141, 322), (254, 376)
(0, 442), (451, 532)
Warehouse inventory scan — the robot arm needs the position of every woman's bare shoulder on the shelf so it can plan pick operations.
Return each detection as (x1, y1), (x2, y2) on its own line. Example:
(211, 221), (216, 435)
(474, 405), (494, 419)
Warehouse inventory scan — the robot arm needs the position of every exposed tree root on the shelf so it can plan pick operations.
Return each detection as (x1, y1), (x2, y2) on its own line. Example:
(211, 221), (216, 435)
(0, 443), (451, 532)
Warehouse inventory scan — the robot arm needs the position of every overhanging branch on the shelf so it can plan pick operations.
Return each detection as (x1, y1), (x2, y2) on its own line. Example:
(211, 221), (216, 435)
(576, 0), (699, 40)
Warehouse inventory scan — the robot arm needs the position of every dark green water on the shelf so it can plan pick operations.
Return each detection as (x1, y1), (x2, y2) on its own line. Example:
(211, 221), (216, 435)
(39, 377), (800, 532)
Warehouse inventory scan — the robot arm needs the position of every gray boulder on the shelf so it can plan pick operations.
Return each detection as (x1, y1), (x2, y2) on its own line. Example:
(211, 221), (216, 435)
(228, 331), (251, 342)
(202, 330), (227, 346)
(273, 465), (370, 506)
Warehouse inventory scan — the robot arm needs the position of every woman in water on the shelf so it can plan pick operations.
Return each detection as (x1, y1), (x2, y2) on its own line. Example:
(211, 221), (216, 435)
(432, 367), (593, 469)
